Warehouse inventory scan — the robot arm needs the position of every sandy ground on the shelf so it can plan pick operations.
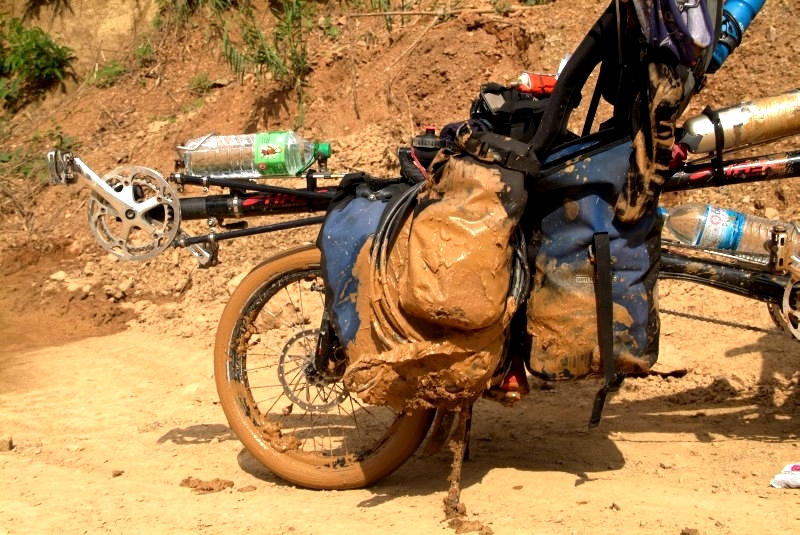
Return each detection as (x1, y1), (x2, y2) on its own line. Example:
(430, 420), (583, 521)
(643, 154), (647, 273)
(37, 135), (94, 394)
(2, 279), (799, 535)
(1, 1), (800, 533)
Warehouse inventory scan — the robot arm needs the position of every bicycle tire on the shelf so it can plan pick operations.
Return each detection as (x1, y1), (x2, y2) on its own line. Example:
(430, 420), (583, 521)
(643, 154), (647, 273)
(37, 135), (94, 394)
(214, 245), (434, 489)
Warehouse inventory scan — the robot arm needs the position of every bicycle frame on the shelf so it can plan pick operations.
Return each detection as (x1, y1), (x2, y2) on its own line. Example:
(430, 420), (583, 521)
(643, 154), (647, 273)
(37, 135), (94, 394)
(163, 145), (800, 302)
(44, 91), (800, 317)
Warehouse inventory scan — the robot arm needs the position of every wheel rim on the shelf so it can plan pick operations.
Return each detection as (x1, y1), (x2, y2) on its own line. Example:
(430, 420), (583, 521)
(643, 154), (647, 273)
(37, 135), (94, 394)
(222, 266), (414, 468)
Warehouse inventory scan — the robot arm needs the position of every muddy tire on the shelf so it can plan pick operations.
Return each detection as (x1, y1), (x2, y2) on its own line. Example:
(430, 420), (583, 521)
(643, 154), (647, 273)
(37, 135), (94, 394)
(214, 245), (434, 489)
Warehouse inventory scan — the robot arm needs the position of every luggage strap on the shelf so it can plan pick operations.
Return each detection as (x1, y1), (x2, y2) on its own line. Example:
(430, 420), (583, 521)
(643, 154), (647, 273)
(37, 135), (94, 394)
(589, 232), (625, 429)
(462, 132), (541, 177)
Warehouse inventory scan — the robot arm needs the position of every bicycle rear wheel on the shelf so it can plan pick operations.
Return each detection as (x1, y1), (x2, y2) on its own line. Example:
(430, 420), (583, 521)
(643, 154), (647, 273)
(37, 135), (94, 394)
(214, 245), (434, 489)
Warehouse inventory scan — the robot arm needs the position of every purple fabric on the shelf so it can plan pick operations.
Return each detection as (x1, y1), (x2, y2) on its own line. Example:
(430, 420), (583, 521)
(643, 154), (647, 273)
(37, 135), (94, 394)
(633, 0), (714, 67)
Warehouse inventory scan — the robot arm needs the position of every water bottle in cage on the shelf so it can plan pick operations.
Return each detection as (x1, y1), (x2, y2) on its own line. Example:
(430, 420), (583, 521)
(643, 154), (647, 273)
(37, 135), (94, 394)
(660, 203), (800, 257)
(177, 131), (331, 178)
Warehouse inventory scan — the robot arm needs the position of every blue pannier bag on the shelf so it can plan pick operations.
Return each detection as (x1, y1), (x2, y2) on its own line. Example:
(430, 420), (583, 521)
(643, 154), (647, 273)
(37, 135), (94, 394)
(316, 173), (411, 345)
(526, 137), (660, 383)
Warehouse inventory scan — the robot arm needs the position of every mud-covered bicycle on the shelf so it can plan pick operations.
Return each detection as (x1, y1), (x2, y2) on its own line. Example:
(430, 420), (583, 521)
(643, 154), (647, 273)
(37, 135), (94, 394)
(45, 84), (800, 489)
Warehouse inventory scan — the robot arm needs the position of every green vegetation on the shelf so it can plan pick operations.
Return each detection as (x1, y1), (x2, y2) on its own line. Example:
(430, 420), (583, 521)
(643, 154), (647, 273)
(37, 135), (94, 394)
(155, 0), (241, 29)
(321, 17), (339, 40)
(151, 0), (311, 125)
(21, 0), (74, 21)
(134, 40), (157, 68)
(90, 60), (127, 88)
(181, 98), (206, 114)
(491, 0), (513, 13)
(188, 72), (213, 96)
(0, 17), (75, 110)
(147, 114), (177, 124)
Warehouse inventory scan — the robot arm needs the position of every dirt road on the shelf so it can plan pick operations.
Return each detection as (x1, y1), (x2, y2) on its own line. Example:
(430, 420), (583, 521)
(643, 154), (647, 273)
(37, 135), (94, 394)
(2, 280), (799, 535)
(2, 1), (800, 532)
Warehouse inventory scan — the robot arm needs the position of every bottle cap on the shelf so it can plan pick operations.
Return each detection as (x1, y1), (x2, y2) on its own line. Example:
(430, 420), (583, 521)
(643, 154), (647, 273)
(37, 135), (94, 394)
(316, 142), (332, 159)
(412, 127), (444, 150)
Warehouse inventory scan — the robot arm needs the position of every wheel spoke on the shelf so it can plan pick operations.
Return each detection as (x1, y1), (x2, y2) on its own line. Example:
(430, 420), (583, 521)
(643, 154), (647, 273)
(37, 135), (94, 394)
(215, 254), (432, 489)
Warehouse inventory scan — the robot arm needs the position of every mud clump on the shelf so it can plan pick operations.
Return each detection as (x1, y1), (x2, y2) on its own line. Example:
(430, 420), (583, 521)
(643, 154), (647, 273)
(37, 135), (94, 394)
(179, 476), (234, 494)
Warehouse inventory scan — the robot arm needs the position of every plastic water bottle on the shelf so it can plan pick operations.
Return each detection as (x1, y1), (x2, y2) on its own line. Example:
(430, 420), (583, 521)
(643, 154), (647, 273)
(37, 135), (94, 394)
(177, 131), (332, 178)
(660, 203), (800, 255)
(707, 0), (766, 73)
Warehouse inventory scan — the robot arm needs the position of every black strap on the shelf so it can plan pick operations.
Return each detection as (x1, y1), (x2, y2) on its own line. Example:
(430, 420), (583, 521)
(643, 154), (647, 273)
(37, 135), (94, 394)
(702, 105), (726, 180)
(589, 232), (625, 428)
(582, 81), (603, 137)
(464, 132), (541, 177)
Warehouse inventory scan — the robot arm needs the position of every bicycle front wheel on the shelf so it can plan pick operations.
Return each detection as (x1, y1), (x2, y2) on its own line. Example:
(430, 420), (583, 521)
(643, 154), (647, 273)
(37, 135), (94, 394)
(214, 245), (434, 489)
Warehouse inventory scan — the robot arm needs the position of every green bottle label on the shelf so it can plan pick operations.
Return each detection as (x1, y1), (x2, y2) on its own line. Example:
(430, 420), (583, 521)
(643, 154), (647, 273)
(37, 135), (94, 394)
(253, 132), (289, 176)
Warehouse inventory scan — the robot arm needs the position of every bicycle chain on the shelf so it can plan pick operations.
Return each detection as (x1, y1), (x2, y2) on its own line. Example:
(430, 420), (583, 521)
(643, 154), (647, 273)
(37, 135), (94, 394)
(660, 308), (781, 335)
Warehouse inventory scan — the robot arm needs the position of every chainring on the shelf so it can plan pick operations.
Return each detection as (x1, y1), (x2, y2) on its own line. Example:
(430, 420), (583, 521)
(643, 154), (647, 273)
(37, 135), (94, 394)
(776, 278), (800, 341)
(88, 166), (181, 261)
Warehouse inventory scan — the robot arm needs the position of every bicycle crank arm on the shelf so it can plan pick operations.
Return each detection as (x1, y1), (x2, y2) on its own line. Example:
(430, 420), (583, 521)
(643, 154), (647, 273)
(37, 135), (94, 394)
(47, 150), (182, 261)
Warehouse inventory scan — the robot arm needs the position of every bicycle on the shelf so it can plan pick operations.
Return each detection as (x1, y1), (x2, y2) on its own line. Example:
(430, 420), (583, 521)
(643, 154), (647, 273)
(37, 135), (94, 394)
(44, 82), (800, 489)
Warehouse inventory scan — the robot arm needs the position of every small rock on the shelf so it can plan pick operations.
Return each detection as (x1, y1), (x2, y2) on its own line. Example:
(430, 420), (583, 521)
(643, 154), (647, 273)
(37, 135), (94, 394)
(237, 485), (257, 493)
(681, 529), (699, 535)
(227, 270), (251, 295)
(768, 25), (777, 42)
(118, 279), (134, 294)
(764, 206), (779, 220)
(112, 470), (124, 477)
(50, 271), (67, 282)
(180, 476), (234, 494)
(0, 435), (14, 452)
(83, 261), (99, 276)
(103, 285), (125, 300)
(67, 281), (83, 292)
(610, 502), (621, 511)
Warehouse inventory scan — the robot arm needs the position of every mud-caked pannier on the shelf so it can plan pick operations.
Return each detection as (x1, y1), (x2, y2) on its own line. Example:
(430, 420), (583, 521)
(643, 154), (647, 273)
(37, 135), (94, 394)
(318, 155), (527, 412)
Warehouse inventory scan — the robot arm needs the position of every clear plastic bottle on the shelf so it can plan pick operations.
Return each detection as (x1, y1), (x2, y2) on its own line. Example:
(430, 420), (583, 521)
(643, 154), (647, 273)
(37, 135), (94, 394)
(177, 131), (331, 178)
(661, 203), (800, 255)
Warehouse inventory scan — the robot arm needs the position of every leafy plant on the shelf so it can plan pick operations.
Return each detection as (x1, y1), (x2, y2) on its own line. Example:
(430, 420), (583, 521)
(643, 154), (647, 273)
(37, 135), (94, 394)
(0, 18), (75, 109)
(148, 114), (176, 124)
(47, 124), (81, 151)
(491, 0), (513, 14)
(134, 40), (156, 68)
(188, 72), (213, 95)
(90, 60), (127, 88)
(156, 0), (244, 30)
(272, 0), (308, 89)
(0, 79), (21, 107)
(151, 0), (311, 125)
(370, 0), (394, 32)
(181, 98), (205, 113)
(322, 17), (339, 40)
